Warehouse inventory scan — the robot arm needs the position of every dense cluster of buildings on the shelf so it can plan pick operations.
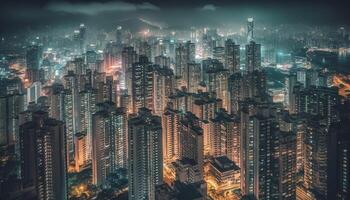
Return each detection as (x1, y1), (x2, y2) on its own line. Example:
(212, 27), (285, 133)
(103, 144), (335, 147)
(0, 18), (349, 200)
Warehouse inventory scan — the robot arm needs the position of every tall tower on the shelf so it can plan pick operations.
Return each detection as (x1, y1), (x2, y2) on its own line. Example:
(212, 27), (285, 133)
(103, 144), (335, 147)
(247, 17), (254, 43)
(63, 71), (81, 169)
(79, 88), (98, 163)
(79, 24), (87, 53)
(128, 108), (163, 200)
(115, 107), (128, 169)
(116, 26), (122, 45)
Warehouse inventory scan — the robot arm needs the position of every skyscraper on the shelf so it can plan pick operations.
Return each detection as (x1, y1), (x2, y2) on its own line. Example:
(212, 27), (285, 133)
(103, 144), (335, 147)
(131, 56), (154, 113)
(79, 87), (97, 163)
(179, 112), (204, 178)
(205, 62), (229, 110)
(162, 105), (181, 163)
(247, 17), (254, 43)
(245, 41), (261, 72)
(78, 24), (87, 53)
(128, 108), (163, 200)
(224, 39), (240, 73)
(122, 46), (138, 90)
(303, 117), (329, 199)
(209, 109), (240, 165)
(213, 46), (225, 64)
(274, 114), (297, 200)
(328, 104), (350, 200)
(116, 26), (123, 45)
(153, 65), (175, 116)
(63, 71), (81, 169)
(92, 102), (126, 186)
(240, 101), (277, 200)
(175, 41), (195, 79)
(184, 62), (201, 93)
(20, 111), (67, 200)
(155, 55), (171, 68)
(115, 107), (128, 169)
(26, 44), (41, 83)
(0, 93), (24, 154)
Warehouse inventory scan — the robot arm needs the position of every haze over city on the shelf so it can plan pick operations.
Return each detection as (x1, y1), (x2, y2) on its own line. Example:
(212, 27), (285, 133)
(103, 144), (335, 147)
(0, 0), (350, 200)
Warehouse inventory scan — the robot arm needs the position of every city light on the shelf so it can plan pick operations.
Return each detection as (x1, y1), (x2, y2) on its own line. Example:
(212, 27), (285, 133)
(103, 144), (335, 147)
(1, 1), (350, 200)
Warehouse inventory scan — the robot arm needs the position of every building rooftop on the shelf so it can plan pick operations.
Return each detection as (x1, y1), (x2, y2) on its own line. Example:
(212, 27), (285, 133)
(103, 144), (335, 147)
(211, 156), (240, 173)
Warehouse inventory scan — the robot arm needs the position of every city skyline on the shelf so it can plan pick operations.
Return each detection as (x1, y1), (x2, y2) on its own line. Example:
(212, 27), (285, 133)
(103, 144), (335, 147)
(1, 1), (350, 200)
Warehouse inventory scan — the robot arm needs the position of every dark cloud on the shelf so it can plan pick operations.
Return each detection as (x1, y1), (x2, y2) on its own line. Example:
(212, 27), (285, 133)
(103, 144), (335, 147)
(198, 4), (217, 11)
(1, 0), (350, 36)
(46, 1), (159, 15)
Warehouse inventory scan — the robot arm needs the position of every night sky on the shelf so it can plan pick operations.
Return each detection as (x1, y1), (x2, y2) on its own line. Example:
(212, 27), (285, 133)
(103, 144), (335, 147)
(1, 0), (350, 35)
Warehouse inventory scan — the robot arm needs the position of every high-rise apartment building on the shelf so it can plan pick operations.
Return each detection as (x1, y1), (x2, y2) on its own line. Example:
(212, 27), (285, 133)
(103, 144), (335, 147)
(128, 108), (163, 200)
(20, 111), (67, 200)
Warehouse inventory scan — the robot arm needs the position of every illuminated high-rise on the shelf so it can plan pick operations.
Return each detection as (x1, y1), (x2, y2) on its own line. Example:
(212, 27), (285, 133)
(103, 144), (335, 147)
(240, 101), (277, 200)
(247, 17), (254, 43)
(184, 62), (201, 93)
(228, 73), (245, 114)
(115, 107), (128, 169)
(153, 65), (175, 116)
(209, 109), (240, 165)
(162, 105), (181, 163)
(122, 46), (138, 90)
(63, 71), (81, 169)
(131, 56), (154, 113)
(303, 117), (329, 199)
(274, 114), (297, 200)
(0, 93), (24, 154)
(116, 26), (123, 45)
(20, 111), (67, 200)
(224, 39), (240, 73)
(85, 50), (98, 71)
(328, 104), (350, 200)
(245, 41), (261, 72)
(27, 81), (42, 104)
(79, 88), (97, 163)
(26, 44), (41, 83)
(205, 62), (229, 110)
(192, 92), (222, 122)
(79, 24), (87, 52)
(138, 41), (152, 60)
(179, 112), (204, 178)
(92, 102), (126, 186)
(155, 55), (170, 68)
(128, 108), (163, 200)
(175, 41), (195, 79)
(213, 46), (225, 64)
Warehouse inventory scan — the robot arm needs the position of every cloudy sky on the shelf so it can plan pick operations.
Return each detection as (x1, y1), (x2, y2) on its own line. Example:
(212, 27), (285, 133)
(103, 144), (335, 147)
(1, 0), (349, 35)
